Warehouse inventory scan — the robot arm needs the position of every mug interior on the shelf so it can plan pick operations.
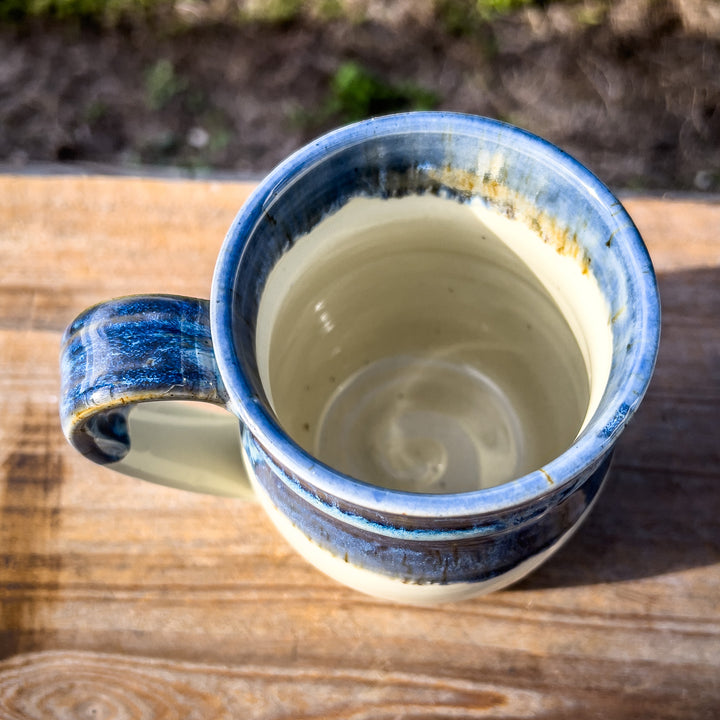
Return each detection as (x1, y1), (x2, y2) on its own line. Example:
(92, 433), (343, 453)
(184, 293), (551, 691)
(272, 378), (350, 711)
(255, 193), (610, 493)
(214, 113), (659, 508)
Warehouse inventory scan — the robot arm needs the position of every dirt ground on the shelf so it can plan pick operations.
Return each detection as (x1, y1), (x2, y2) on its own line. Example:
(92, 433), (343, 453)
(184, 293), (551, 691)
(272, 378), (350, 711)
(1, 0), (719, 191)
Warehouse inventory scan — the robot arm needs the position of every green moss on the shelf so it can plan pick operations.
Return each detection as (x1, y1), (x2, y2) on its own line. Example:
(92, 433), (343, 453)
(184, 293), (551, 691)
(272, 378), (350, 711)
(144, 58), (188, 111)
(287, 61), (441, 130)
(327, 61), (440, 122)
(475, 0), (534, 18)
(311, 0), (345, 21)
(239, 0), (303, 23)
(1, 0), (561, 27)
(435, 0), (537, 35)
(0, 0), (166, 24)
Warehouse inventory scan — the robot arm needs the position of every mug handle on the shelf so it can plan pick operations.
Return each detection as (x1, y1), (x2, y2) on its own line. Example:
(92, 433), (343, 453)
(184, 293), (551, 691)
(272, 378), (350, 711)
(60, 294), (254, 498)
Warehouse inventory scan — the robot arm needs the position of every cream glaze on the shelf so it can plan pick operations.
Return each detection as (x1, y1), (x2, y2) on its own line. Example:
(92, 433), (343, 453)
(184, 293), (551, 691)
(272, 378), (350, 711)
(257, 195), (611, 493)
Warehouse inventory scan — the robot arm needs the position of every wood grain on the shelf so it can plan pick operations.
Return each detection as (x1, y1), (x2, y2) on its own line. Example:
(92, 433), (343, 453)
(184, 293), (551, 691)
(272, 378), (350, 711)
(0, 177), (718, 719)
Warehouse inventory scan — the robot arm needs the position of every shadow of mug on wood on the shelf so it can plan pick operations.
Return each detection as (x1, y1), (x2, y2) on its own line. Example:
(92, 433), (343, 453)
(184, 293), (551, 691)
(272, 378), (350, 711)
(59, 112), (661, 604)
(517, 264), (719, 589)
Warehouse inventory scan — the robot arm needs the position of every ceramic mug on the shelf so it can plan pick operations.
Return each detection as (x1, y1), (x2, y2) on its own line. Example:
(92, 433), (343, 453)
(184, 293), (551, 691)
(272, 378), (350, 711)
(60, 112), (660, 604)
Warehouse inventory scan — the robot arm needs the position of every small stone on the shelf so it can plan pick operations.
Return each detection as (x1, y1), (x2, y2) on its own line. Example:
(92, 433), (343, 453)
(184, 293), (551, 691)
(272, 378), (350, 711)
(694, 170), (718, 191)
(186, 126), (210, 149)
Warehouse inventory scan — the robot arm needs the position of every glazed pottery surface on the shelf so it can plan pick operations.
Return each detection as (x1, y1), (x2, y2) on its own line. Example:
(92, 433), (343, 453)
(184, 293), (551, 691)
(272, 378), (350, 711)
(61, 112), (660, 603)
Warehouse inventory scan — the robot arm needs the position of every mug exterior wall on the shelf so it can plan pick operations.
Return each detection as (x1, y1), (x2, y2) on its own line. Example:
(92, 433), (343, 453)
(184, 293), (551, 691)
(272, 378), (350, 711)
(243, 430), (613, 600)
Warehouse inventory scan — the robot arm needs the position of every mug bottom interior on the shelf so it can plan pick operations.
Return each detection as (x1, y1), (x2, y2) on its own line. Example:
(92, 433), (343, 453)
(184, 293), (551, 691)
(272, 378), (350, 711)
(315, 354), (525, 493)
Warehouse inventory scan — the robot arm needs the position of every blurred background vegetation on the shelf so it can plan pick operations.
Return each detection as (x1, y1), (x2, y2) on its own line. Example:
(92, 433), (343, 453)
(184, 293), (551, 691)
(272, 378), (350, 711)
(1, 0), (718, 190)
(0, 0), (541, 25)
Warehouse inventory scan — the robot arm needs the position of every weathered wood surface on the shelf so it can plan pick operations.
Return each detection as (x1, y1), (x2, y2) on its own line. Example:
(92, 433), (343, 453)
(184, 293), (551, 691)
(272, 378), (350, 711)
(0, 176), (718, 719)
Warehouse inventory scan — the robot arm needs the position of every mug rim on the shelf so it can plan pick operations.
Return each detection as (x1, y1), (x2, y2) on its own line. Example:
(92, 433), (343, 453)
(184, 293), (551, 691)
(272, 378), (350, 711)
(211, 111), (660, 519)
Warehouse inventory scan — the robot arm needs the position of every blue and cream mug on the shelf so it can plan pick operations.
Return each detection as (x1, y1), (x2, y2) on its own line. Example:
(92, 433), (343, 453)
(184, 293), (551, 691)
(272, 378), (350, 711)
(61, 112), (660, 603)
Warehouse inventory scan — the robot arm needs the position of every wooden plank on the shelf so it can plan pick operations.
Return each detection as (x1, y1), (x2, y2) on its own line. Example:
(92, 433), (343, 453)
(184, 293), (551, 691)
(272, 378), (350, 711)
(0, 177), (718, 718)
